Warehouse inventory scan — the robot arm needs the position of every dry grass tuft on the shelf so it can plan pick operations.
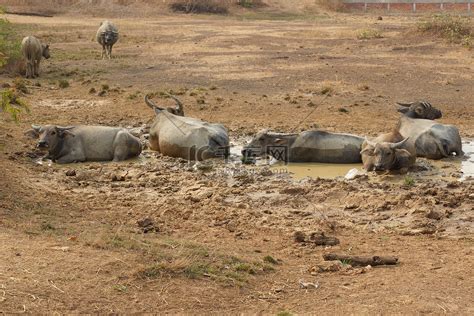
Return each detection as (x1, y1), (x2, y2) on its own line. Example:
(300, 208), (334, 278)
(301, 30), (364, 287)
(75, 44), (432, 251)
(170, 0), (230, 14)
(356, 28), (383, 40)
(315, 0), (345, 12)
(417, 14), (472, 48)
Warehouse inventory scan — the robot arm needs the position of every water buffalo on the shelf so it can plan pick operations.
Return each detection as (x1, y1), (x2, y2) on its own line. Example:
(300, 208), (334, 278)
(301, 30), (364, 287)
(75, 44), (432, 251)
(360, 132), (416, 172)
(242, 130), (364, 163)
(96, 21), (119, 59)
(27, 125), (142, 163)
(145, 94), (229, 160)
(21, 36), (50, 78)
(396, 101), (462, 159)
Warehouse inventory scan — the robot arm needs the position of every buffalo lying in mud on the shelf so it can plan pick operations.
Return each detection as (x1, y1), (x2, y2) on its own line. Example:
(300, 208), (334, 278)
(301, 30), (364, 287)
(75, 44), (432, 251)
(242, 130), (364, 163)
(27, 125), (142, 163)
(360, 132), (416, 172)
(145, 94), (229, 161)
(396, 101), (463, 159)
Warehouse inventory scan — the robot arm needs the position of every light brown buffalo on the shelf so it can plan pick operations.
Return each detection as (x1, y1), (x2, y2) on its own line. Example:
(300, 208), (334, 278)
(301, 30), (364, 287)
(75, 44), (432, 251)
(21, 36), (50, 78)
(145, 94), (229, 161)
(360, 132), (416, 173)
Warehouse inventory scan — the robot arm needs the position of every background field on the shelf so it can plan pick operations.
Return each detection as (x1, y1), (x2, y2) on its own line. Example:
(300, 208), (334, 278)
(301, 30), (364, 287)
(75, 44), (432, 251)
(0, 1), (473, 314)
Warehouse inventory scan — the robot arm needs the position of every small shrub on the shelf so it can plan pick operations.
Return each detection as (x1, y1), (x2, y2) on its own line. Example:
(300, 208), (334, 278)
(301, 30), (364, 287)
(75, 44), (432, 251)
(1, 88), (29, 122)
(404, 176), (415, 187)
(315, 0), (345, 12)
(263, 255), (278, 265)
(170, 0), (229, 14)
(0, 10), (22, 74)
(238, 0), (264, 8)
(101, 84), (109, 91)
(357, 29), (383, 40)
(320, 86), (333, 95)
(417, 14), (472, 47)
(88, 87), (96, 94)
(58, 79), (69, 89)
(13, 78), (29, 94)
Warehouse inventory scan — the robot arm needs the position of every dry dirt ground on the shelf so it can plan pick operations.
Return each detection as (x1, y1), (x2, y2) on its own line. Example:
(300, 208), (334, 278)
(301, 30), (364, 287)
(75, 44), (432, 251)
(1, 11), (474, 314)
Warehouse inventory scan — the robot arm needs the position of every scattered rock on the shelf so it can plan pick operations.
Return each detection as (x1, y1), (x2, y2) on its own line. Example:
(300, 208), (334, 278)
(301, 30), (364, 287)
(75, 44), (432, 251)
(309, 232), (340, 246)
(111, 174), (126, 181)
(426, 210), (443, 220)
(294, 231), (306, 243)
(377, 16), (383, 21)
(299, 280), (319, 289)
(137, 218), (158, 233)
(65, 169), (76, 177)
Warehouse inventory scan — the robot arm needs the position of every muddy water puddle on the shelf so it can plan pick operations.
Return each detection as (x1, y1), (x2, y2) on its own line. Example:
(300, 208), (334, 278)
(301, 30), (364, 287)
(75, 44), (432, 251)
(269, 139), (474, 182)
(34, 140), (474, 182)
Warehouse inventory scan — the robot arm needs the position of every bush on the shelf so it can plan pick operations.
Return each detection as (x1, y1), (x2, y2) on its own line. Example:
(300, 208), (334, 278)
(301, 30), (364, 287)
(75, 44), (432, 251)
(237, 0), (264, 8)
(0, 8), (23, 74)
(315, 0), (345, 12)
(170, 0), (229, 14)
(357, 29), (383, 40)
(418, 14), (472, 47)
(1, 88), (29, 122)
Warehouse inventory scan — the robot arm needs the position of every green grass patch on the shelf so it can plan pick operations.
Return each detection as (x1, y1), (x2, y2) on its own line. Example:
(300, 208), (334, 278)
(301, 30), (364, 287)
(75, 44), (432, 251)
(404, 175), (415, 187)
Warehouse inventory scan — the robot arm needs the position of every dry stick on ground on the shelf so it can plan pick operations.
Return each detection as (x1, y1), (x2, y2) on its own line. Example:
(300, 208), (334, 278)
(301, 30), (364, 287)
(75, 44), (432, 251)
(323, 253), (398, 266)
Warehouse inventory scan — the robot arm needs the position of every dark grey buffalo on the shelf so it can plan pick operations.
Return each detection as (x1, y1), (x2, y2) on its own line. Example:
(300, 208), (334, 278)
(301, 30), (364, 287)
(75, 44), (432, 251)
(145, 94), (229, 161)
(242, 130), (364, 163)
(396, 101), (462, 159)
(27, 125), (142, 163)
(96, 21), (119, 59)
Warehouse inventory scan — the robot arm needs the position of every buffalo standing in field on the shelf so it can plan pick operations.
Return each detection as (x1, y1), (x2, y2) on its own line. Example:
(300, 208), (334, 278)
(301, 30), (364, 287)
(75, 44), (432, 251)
(21, 36), (50, 78)
(242, 130), (364, 163)
(27, 125), (142, 163)
(396, 101), (463, 159)
(96, 20), (119, 59)
(145, 94), (229, 161)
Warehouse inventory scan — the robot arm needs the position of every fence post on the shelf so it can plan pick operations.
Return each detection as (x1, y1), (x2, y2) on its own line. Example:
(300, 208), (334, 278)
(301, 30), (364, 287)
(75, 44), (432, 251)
(440, 3), (444, 10)
(387, 3), (390, 12)
(364, 2), (368, 12)
(413, 2), (416, 13)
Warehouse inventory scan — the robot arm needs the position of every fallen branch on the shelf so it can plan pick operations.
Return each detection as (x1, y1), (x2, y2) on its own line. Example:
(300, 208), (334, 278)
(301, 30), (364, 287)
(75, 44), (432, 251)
(323, 253), (398, 266)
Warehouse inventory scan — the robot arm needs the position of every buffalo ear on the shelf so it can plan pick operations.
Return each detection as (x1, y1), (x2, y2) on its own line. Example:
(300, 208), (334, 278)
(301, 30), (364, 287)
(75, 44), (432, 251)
(394, 148), (412, 159)
(360, 147), (373, 155)
(398, 107), (409, 114)
(57, 126), (75, 138)
(25, 129), (40, 139)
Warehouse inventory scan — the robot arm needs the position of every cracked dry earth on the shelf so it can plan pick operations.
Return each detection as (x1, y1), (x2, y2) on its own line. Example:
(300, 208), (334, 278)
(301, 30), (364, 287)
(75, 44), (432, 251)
(1, 12), (473, 314)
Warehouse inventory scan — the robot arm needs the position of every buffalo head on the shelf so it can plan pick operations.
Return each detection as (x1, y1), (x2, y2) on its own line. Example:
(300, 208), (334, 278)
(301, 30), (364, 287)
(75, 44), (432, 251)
(42, 44), (50, 59)
(360, 138), (412, 171)
(241, 130), (292, 159)
(145, 94), (184, 116)
(397, 101), (442, 120)
(27, 125), (75, 152)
